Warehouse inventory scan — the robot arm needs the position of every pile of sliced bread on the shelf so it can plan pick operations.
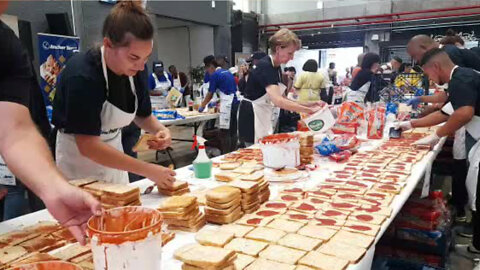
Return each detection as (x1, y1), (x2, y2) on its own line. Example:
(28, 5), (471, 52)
(158, 195), (206, 232)
(205, 186), (243, 224)
(71, 179), (141, 209)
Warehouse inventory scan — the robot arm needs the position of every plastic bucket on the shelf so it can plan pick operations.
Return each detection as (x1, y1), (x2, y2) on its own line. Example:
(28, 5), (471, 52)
(87, 206), (163, 270)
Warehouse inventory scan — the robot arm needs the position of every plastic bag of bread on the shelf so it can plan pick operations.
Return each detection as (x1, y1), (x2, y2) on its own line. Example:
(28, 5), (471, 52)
(366, 104), (386, 140)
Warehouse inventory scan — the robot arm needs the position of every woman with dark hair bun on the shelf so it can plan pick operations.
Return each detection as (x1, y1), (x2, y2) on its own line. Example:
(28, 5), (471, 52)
(345, 52), (381, 103)
(53, 0), (176, 186)
(293, 59), (327, 102)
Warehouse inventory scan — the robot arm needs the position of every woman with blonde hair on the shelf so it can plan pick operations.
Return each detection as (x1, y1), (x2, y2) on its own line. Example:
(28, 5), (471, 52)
(238, 28), (324, 145)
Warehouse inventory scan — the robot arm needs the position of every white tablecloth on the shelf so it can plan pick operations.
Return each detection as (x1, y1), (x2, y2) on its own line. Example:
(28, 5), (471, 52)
(0, 137), (446, 270)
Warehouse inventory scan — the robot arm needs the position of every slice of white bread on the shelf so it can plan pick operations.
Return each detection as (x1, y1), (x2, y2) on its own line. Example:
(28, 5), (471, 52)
(278, 213), (312, 224)
(84, 182), (139, 198)
(220, 162), (242, 170)
(239, 172), (264, 182)
(277, 233), (322, 252)
(245, 227), (287, 243)
(19, 234), (66, 253)
(329, 230), (375, 249)
(232, 167), (257, 175)
(224, 237), (268, 256)
(229, 180), (260, 194)
(342, 221), (381, 237)
(164, 212), (205, 227)
(181, 263), (234, 270)
(297, 225), (338, 241)
(348, 213), (386, 225)
(51, 242), (91, 261)
(167, 218), (206, 232)
(295, 265), (316, 270)
(174, 244), (236, 268)
(132, 134), (156, 152)
(265, 219), (304, 233)
(207, 197), (241, 210)
(235, 215), (274, 227)
(205, 205), (241, 216)
(298, 251), (349, 270)
(206, 186), (242, 204)
(195, 229), (234, 247)
(316, 241), (366, 263)
(158, 187), (190, 196)
(218, 224), (254, 238)
(234, 254), (255, 270)
(205, 206), (243, 224)
(69, 178), (97, 187)
(258, 244), (306, 265)
(215, 172), (241, 182)
(158, 195), (197, 211)
(244, 258), (296, 270)
(0, 246), (28, 266)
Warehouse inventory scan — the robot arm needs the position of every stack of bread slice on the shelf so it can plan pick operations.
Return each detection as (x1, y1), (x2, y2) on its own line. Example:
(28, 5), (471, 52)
(229, 180), (261, 214)
(158, 180), (190, 196)
(205, 186), (243, 224)
(157, 195), (205, 232)
(239, 172), (270, 204)
(82, 181), (141, 209)
(174, 243), (237, 270)
(299, 132), (314, 165)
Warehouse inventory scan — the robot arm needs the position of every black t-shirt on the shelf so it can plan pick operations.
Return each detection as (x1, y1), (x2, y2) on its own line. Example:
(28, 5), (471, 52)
(0, 21), (51, 139)
(243, 56), (282, 101)
(444, 44), (480, 71)
(52, 48), (152, 136)
(0, 21), (33, 107)
(446, 67), (480, 117)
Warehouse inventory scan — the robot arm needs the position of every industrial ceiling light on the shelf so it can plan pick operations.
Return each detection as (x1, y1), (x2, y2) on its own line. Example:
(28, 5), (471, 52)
(211, 0), (215, 8)
(317, 1), (323, 9)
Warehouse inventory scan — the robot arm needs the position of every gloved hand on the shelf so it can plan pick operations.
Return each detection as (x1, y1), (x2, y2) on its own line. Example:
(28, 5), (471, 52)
(198, 106), (205, 113)
(413, 132), (440, 147)
(393, 121), (412, 131)
(406, 97), (422, 109)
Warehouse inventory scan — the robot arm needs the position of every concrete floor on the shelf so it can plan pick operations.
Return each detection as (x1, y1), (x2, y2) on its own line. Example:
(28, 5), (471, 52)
(144, 126), (476, 270)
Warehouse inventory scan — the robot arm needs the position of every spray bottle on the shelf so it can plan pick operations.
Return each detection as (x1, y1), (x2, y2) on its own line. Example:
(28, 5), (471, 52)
(192, 136), (212, 179)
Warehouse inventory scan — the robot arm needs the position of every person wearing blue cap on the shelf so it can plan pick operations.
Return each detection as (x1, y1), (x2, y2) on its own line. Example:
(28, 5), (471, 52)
(148, 61), (173, 96)
(198, 56), (238, 153)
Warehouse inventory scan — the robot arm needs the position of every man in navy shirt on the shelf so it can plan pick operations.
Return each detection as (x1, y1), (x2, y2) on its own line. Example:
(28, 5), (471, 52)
(199, 57), (238, 153)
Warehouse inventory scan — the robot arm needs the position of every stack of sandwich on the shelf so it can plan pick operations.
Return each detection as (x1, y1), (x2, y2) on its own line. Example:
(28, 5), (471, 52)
(299, 132), (314, 165)
(158, 180), (190, 196)
(229, 180), (261, 214)
(77, 181), (141, 209)
(205, 186), (243, 224)
(174, 243), (237, 270)
(157, 195), (205, 232)
(239, 172), (270, 204)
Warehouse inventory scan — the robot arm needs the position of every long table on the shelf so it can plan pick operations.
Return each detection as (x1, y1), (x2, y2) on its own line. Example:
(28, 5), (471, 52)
(0, 137), (446, 270)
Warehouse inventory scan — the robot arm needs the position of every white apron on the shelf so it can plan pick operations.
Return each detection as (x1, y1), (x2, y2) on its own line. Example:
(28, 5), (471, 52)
(453, 127), (466, 160)
(465, 117), (480, 210)
(0, 156), (15, 186)
(442, 100), (480, 210)
(172, 76), (181, 90)
(344, 81), (371, 103)
(153, 71), (171, 95)
(56, 46), (138, 184)
(219, 91), (234, 129)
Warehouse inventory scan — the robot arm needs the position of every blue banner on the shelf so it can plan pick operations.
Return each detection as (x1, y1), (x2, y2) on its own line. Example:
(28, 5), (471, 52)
(37, 33), (79, 104)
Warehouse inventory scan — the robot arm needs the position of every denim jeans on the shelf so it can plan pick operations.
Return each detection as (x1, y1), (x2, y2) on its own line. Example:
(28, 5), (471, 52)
(1, 183), (28, 220)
